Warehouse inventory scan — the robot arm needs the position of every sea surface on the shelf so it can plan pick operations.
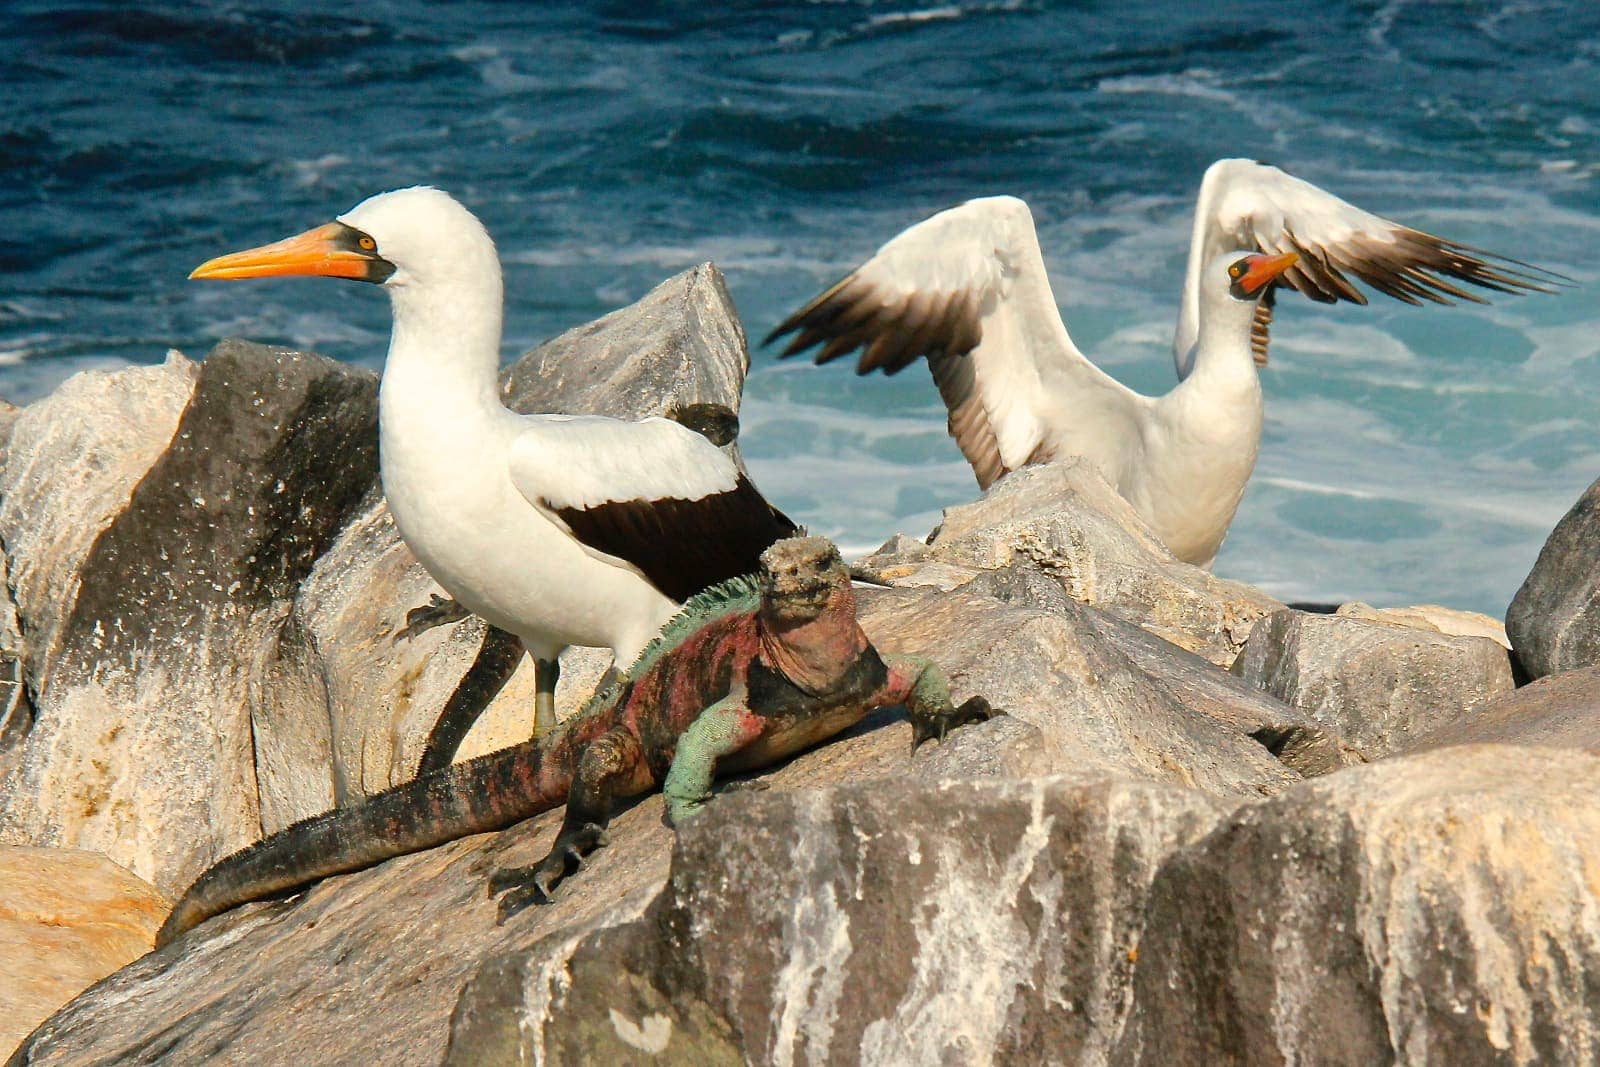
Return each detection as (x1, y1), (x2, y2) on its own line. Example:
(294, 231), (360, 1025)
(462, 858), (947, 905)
(4, 0), (1599, 616)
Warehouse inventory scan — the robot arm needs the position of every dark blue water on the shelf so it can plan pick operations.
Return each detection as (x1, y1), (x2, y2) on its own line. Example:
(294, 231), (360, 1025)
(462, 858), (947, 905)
(4, 0), (1599, 614)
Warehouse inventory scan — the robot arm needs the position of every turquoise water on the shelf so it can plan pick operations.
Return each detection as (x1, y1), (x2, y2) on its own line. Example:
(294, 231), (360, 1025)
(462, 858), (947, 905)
(4, 1), (1598, 615)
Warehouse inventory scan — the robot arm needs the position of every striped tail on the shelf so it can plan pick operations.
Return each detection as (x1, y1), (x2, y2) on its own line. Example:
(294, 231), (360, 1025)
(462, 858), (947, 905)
(156, 735), (567, 948)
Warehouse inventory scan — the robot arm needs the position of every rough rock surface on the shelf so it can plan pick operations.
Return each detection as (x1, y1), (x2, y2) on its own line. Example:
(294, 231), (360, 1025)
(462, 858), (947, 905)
(0, 846), (167, 1058)
(0, 343), (377, 894)
(1506, 475), (1600, 679)
(1230, 607), (1515, 759)
(1122, 746), (1600, 1066)
(1409, 664), (1600, 753)
(448, 776), (1228, 1066)
(855, 461), (1283, 666)
(3, 710), (1040, 1065)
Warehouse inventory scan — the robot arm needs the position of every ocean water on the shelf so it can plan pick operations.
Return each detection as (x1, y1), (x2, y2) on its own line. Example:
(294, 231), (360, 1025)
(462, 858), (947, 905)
(3, 0), (1598, 617)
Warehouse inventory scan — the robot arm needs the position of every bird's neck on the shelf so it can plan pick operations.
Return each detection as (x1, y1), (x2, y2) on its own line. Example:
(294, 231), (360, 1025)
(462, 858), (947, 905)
(381, 273), (506, 420)
(1182, 305), (1261, 396)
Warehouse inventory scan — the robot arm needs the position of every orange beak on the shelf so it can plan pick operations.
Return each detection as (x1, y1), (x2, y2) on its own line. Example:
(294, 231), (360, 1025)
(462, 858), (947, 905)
(1239, 251), (1299, 295)
(189, 222), (378, 281)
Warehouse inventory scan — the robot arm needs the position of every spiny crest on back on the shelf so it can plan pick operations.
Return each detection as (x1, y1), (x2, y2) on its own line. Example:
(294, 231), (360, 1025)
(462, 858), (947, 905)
(622, 572), (763, 682)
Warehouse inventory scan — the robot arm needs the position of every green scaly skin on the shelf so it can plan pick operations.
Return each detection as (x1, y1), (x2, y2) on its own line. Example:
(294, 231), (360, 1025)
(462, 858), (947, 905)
(156, 536), (997, 947)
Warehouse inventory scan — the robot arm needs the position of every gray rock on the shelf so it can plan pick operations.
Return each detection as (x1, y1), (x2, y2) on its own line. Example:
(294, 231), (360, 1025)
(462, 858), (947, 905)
(1121, 745), (1600, 1066)
(1, 694), (1078, 1066)
(502, 263), (750, 463)
(1230, 608), (1515, 760)
(448, 776), (1229, 1067)
(1409, 664), (1600, 753)
(858, 584), (1302, 797)
(856, 460), (1284, 666)
(0, 343), (377, 894)
(1506, 475), (1600, 679)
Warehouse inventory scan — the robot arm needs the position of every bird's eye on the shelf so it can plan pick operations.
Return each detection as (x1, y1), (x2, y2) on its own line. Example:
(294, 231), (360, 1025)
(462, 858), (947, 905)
(1229, 262), (1245, 279)
(358, 235), (377, 252)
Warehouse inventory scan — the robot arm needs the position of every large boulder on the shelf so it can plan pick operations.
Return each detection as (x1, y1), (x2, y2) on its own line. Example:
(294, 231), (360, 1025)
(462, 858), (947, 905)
(1121, 745), (1600, 1065)
(0, 344), (377, 894)
(1230, 608), (1515, 760)
(1506, 475), (1600, 679)
(2, 707), (1053, 1065)
(0, 846), (167, 1059)
(855, 461), (1284, 666)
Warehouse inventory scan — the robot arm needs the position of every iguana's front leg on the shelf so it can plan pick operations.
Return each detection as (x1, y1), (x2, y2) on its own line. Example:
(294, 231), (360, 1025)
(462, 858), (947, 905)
(394, 593), (472, 642)
(661, 696), (765, 828)
(884, 655), (998, 752)
(488, 727), (643, 918)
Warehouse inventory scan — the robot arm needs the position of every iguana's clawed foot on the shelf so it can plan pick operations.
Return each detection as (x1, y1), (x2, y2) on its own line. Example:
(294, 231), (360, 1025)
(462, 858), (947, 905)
(910, 695), (1001, 753)
(662, 789), (712, 830)
(489, 822), (608, 919)
(395, 594), (471, 642)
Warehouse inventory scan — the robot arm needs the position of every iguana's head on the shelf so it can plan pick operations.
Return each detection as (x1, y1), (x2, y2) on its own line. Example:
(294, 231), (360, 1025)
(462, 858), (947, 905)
(759, 536), (847, 624)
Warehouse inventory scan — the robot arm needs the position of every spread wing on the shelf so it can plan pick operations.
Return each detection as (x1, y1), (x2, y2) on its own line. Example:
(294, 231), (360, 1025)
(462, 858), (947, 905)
(508, 415), (795, 602)
(767, 196), (1145, 489)
(1175, 158), (1565, 376)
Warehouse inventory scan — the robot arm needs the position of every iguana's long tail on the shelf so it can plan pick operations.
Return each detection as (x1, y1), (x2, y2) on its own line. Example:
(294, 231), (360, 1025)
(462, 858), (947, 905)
(157, 735), (570, 948)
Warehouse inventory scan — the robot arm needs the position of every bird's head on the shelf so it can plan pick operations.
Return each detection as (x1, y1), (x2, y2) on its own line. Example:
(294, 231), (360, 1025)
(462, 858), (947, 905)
(189, 187), (499, 293)
(1213, 250), (1299, 303)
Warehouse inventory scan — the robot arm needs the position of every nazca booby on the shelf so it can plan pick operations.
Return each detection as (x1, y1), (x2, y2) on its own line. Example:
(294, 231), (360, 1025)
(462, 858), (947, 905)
(191, 187), (795, 756)
(769, 159), (1560, 568)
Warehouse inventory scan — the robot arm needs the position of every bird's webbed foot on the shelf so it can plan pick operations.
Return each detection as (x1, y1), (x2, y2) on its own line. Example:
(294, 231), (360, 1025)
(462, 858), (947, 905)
(395, 594), (472, 642)
(488, 821), (609, 920)
(910, 694), (1001, 753)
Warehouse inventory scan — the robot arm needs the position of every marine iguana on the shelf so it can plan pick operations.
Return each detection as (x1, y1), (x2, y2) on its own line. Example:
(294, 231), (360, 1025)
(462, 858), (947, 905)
(157, 535), (996, 947)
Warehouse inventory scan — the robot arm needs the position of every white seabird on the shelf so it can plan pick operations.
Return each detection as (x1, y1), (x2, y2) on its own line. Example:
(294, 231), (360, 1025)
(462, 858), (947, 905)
(192, 187), (794, 754)
(769, 159), (1560, 567)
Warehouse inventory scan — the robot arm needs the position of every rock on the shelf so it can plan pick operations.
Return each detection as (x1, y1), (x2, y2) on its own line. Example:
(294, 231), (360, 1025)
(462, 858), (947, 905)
(857, 585), (1303, 797)
(1230, 608), (1515, 760)
(0, 343), (378, 894)
(1506, 476), (1600, 679)
(449, 777), (1229, 1066)
(1122, 745), (1600, 1066)
(855, 461), (1283, 666)
(2, 697), (1061, 1065)
(1409, 665), (1600, 753)
(1336, 600), (1511, 649)
(0, 846), (168, 1059)
(501, 263), (750, 460)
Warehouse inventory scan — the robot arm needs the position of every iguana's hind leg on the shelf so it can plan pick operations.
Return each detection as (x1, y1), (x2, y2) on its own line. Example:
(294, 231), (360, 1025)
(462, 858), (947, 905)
(489, 727), (642, 918)
(416, 627), (525, 776)
(662, 697), (765, 828)
(884, 655), (1000, 752)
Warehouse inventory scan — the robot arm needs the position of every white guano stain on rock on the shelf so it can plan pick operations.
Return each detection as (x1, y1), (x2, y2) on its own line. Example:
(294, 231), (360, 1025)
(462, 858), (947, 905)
(857, 784), (1058, 1066)
(608, 1008), (672, 1054)
(521, 927), (586, 1067)
(769, 793), (855, 1067)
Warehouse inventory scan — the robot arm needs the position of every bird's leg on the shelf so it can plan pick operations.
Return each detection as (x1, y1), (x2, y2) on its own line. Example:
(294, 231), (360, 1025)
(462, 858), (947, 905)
(883, 654), (1001, 752)
(534, 657), (561, 737)
(394, 593), (471, 642)
(415, 628), (524, 776)
(661, 697), (765, 828)
(489, 728), (641, 918)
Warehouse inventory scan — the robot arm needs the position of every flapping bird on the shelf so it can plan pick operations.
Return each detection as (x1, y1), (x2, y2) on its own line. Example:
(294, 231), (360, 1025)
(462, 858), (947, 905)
(769, 159), (1560, 567)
